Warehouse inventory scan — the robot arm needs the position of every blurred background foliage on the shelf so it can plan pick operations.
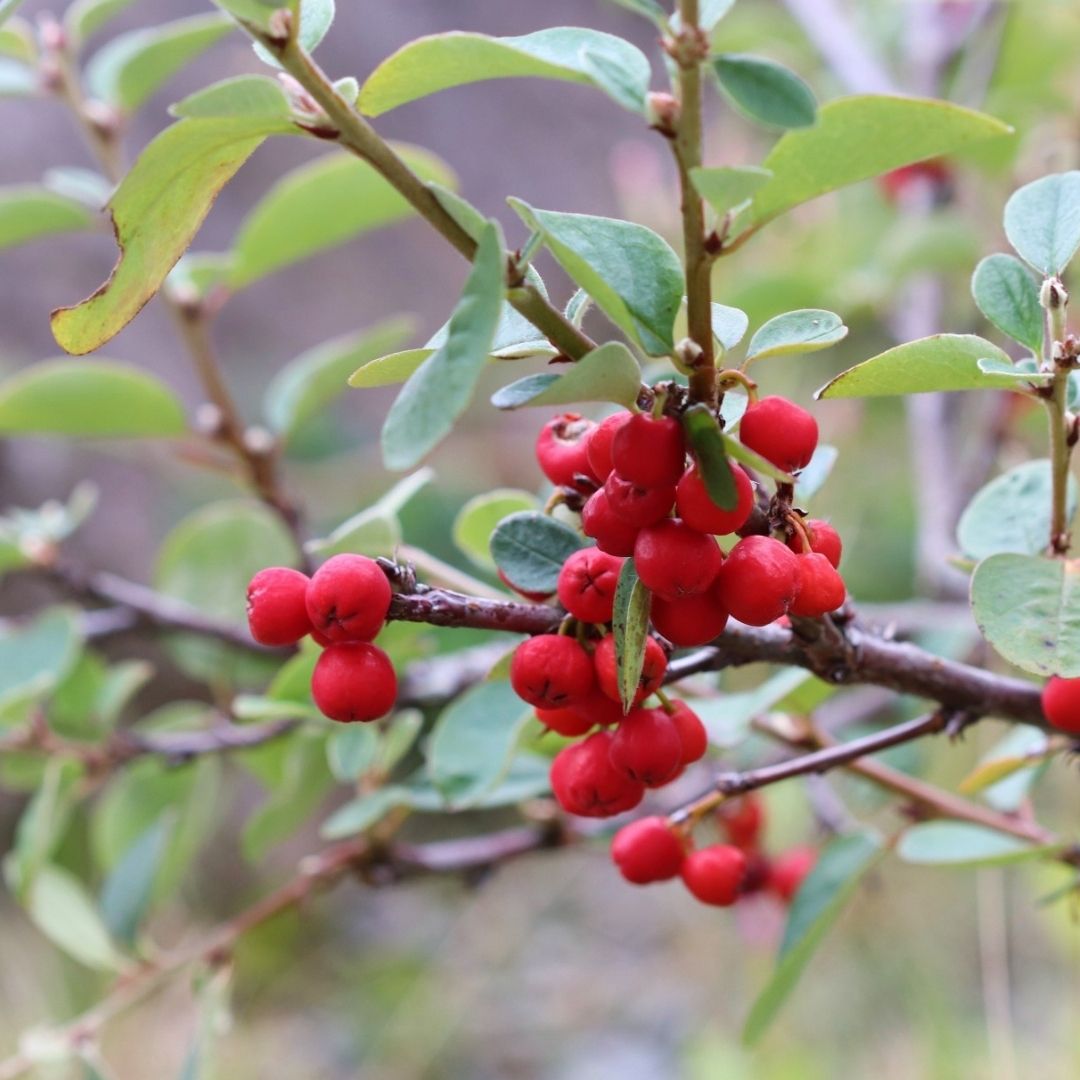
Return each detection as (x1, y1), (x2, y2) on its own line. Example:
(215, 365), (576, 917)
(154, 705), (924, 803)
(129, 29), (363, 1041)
(1, 0), (1079, 1077)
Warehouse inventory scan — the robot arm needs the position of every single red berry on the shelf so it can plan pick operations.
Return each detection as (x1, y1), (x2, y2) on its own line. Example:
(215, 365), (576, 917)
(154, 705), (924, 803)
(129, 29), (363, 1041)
(789, 553), (846, 618)
(669, 700), (708, 764)
(510, 634), (595, 710)
(634, 519), (723, 600)
(741, 852), (772, 895)
(786, 518), (842, 568)
(1041, 676), (1080, 735)
(536, 706), (594, 738)
(650, 581), (729, 647)
(586, 412), (632, 481)
(739, 396), (818, 474)
(675, 462), (755, 536)
(556, 548), (624, 624)
(680, 844), (747, 906)
(768, 846), (817, 903)
(594, 633), (667, 707)
(609, 706), (683, 787)
(612, 413), (686, 489)
(535, 413), (598, 493)
(305, 554), (392, 643)
(879, 158), (952, 202)
(550, 731), (645, 817)
(603, 473), (676, 528)
(611, 817), (686, 884)
(573, 689), (628, 727)
(719, 793), (764, 851)
(246, 567), (312, 646)
(718, 535), (799, 626)
(498, 568), (553, 603)
(311, 642), (397, 723)
(581, 489), (640, 557)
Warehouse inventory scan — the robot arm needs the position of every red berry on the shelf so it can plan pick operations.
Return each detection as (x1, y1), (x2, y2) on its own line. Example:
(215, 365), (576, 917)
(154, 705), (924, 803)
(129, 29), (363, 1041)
(609, 706), (683, 787)
(680, 845), (747, 906)
(586, 412), (632, 481)
(650, 581), (729, 647)
(510, 634), (595, 710)
(768, 846), (817, 903)
(305, 554), (392, 643)
(676, 463), (755, 536)
(1041, 676), (1080, 735)
(603, 473), (676, 528)
(535, 413), (598, 493)
(311, 642), (397, 723)
(581, 489), (640, 557)
(719, 793), (764, 851)
(669, 700), (708, 764)
(634, 519), (723, 600)
(246, 567), (312, 646)
(739, 396), (818, 474)
(498, 568), (553, 603)
(718, 535), (799, 626)
(611, 817), (686, 884)
(789, 553), (846, 617)
(741, 852), (772, 895)
(594, 633), (667, 707)
(612, 413), (686, 489)
(556, 548), (624, 624)
(536, 706), (594, 738)
(787, 518), (842, 568)
(550, 731), (645, 817)
(879, 159), (951, 202)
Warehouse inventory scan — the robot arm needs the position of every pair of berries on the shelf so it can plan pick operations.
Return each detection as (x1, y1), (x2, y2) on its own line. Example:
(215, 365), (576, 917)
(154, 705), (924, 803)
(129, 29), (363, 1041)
(246, 554), (397, 724)
(1040, 676), (1080, 735)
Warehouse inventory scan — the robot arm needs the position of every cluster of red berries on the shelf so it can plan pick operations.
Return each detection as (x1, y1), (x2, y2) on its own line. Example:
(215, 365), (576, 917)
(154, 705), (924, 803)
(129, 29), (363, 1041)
(611, 793), (817, 906)
(246, 555), (398, 723)
(1041, 676), (1080, 735)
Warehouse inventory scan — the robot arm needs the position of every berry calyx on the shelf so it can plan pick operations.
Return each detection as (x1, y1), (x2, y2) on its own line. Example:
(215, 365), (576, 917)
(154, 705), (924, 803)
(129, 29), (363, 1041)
(510, 634), (595, 710)
(609, 706), (683, 787)
(603, 473), (676, 528)
(550, 730), (644, 817)
(581, 489), (640, 557)
(768, 846), (817, 903)
(669, 700), (708, 764)
(305, 554), (392, 643)
(738, 396), (819, 474)
(535, 413), (598, 493)
(535, 706), (595, 738)
(311, 642), (397, 723)
(246, 567), (312, 646)
(612, 413), (686, 489)
(556, 548), (624, 624)
(675, 462), (755, 536)
(786, 518), (843, 568)
(1041, 676), (1080, 734)
(594, 633), (667, 707)
(650, 582), (729, 647)
(719, 535), (799, 626)
(634, 519), (723, 600)
(611, 817), (686, 884)
(586, 412), (632, 481)
(789, 552), (846, 618)
(680, 844), (747, 906)
(718, 793), (764, 851)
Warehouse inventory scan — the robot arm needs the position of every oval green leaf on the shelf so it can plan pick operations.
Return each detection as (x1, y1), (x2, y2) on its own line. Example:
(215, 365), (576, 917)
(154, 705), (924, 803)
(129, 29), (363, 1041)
(746, 308), (847, 363)
(711, 302), (750, 351)
(0, 186), (96, 251)
(26, 864), (126, 971)
(1003, 170), (1080, 276)
(490, 511), (586, 595)
(971, 253), (1043, 354)
(682, 403), (737, 510)
(491, 342), (641, 410)
(713, 53), (817, 131)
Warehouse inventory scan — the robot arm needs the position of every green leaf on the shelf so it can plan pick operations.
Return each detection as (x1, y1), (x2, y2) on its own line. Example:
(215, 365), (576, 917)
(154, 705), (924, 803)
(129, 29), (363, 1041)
(86, 13), (234, 112)
(8, 758), (82, 896)
(971, 553), (1080, 677)
(25, 865), (126, 971)
(320, 786), (409, 839)
(428, 681), (532, 807)
(52, 117), (292, 355)
(263, 316), (414, 441)
(1003, 171), (1080, 276)
(959, 725), (1049, 812)
(453, 489), (540, 570)
(897, 822), (1057, 867)
(0, 360), (186, 438)
(0, 608), (83, 714)
(491, 343), (641, 410)
(377, 709), (423, 772)
(957, 460), (1077, 561)
(746, 309), (847, 363)
(359, 28), (652, 117)
(381, 222), (505, 470)
(971, 253), (1044, 354)
(797, 445), (838, 501)
(326, 725), (379, 783)
(509, 199), (684, 356)
(817, 334), (1019, 399)
(252, 0), (334, 66)
(490, 511), (586, 595)
(229, 146), (456, 289)
(711, 303), (750, 351)
(211, 0), (283, 32)
(99, 814), (173, 946)
(743, 830), (885, 1045)
(712, 54), (817, 131)
(744, 96), (1011, 232)
(170, 74), (291, 121)
(613, 560), (651, 714)
(0, 19), (34, 63)
(692, 166), (773, 219)
(65, 0), (137, 45)
(682, 404), (737, 510)
(722, 432), (793, 483)
(0, 186), (97, 250)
